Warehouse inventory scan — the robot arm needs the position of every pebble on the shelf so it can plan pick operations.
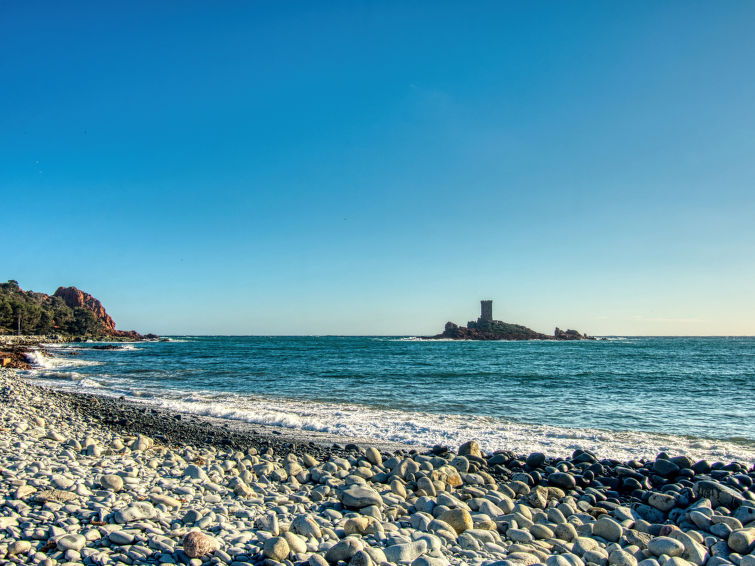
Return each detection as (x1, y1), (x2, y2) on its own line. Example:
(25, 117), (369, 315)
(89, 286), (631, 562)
(384, 540), (428, 563)
(114, 501), (158, 523)
(1, 367), (754, 566)
(438, 508), (473, 534)
(99, 473), (123, 491)
(325, 537), (363, 562)
(109, 531), (135, 545)
(549, 471), (576, 490)
(262, 536), (289, 562)
(609, 550), (638, 566)
(728, 528), (755, 554)
(339, 484), (382, 508)
(594, 516), (624, 542)
(183, 531), (219, 558)
(648, 536), (686, 557)
(8, 540), (32, 555)
(57, 534), (86, 552)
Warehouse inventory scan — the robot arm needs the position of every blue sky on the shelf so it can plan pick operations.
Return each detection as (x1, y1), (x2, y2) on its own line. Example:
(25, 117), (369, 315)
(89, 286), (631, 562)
(2, 1), (754, 335)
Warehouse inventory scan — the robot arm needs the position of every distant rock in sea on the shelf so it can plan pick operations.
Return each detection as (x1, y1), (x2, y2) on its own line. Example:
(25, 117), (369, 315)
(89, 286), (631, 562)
(426, 300), (594, 341)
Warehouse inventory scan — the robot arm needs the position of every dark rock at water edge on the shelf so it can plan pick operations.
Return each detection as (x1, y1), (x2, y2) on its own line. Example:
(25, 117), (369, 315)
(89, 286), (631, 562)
(427, 320), (595, 341)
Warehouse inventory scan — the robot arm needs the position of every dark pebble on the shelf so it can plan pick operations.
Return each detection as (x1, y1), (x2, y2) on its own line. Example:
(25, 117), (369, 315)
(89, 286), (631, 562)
(549, 471), (577, 490)
(526, 452), (546, 468)
(653, 458), (680, 478)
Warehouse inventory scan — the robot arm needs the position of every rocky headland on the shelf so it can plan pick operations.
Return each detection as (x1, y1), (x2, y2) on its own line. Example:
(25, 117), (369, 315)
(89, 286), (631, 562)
(0, 368), (753, 566)
(0, 281), (158, 369)
(0, 280), (156, 342)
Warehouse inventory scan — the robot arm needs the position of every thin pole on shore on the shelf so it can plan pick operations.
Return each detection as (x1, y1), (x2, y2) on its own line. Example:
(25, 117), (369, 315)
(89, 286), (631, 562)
(17, 315), (21, 337)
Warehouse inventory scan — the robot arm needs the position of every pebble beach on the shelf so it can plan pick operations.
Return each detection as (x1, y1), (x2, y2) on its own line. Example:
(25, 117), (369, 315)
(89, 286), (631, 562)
(1, 367), (754, 566)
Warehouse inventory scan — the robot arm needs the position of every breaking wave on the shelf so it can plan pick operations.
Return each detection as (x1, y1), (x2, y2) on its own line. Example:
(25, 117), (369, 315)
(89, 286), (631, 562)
(25, 349), (101, 369)
(146, 391), (754, 464)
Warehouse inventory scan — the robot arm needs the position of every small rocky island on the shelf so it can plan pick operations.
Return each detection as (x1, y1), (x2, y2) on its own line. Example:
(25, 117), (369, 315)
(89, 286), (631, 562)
(427, 300), (595, 341)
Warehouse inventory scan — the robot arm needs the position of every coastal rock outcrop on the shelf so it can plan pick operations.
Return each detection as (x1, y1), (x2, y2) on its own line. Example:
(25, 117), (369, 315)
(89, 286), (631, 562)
(430, 320), (594, 341)
(554, 327), (591, 340)
(54, 286), (116, 332)
(427, 300), (594, 341)
(436, 320), (552, 340)
(0, 279), (152, 339)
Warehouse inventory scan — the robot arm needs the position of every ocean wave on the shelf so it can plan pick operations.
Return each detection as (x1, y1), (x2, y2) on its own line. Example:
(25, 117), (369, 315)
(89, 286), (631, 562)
(148, 391), (754, 464)
(25, 349), (102, 369)
(23, 370), (755, 464)
(27, 370), (84, 381)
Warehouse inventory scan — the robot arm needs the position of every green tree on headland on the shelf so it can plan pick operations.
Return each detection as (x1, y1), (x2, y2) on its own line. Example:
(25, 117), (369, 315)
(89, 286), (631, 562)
(0, 280), (109, 337)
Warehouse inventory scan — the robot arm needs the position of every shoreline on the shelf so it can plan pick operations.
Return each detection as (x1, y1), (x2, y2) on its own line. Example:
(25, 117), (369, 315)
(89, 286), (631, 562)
(15, 363), (755, 468)
(44, 378), (417, 458)
(1, 367), (754, 566)
(16, 338), (755, 465)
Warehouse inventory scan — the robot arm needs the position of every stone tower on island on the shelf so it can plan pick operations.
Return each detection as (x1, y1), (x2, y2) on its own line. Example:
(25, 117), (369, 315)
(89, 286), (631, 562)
(480, 300), (493, 323)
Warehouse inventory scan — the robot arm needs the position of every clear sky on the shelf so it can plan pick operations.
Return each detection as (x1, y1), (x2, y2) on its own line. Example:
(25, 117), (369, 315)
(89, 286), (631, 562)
(2, 1), (754, 336)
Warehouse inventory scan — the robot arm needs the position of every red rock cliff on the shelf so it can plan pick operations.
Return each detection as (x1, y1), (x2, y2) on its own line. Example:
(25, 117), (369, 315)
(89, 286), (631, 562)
(53, 286), (116, 332)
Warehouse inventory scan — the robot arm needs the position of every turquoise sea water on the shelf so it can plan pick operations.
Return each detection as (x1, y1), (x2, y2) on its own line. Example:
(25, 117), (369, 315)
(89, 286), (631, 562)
(26, 336), (755, 463)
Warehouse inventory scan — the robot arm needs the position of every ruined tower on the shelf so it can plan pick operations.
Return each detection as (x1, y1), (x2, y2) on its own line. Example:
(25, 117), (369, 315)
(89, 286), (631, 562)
(480, 300), (493, 323)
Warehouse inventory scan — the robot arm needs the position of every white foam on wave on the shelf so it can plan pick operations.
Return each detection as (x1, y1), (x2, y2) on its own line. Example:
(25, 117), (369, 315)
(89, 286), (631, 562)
(28, 370), (84, 381)
(151, 391), (754, 464)
(25, 369), (102, 388)
(25, 349), (101, 369)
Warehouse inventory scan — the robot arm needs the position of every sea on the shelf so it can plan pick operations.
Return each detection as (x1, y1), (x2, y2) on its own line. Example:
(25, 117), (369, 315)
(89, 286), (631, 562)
(23, 336), (755, 464)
